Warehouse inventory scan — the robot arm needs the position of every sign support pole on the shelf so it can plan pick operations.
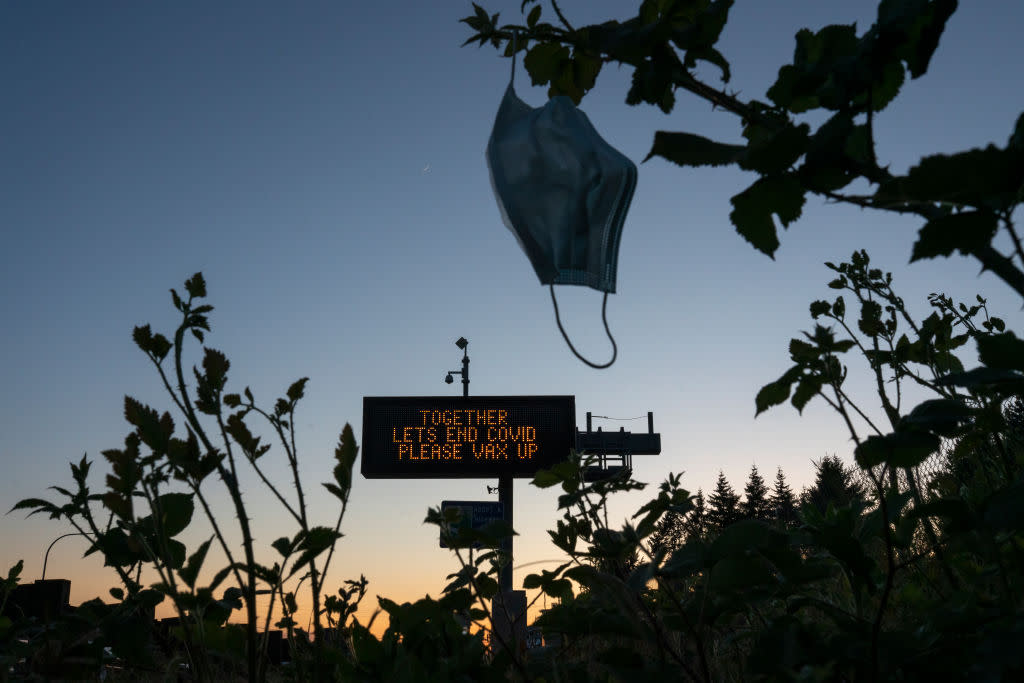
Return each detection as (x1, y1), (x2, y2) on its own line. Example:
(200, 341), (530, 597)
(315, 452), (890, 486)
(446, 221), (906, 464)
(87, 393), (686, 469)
(448, 337), (515, 595)
(499, 473), (513, 592)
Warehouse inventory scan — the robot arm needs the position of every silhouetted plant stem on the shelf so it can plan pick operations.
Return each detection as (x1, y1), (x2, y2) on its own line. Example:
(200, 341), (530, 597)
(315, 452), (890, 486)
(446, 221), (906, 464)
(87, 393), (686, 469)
(171, 319), (259, 683)
(146, 342), (247, 597)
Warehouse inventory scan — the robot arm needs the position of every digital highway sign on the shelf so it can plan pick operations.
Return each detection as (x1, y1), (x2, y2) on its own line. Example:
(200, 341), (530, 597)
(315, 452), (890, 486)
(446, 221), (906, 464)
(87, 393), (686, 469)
(361, 396), (575, 478)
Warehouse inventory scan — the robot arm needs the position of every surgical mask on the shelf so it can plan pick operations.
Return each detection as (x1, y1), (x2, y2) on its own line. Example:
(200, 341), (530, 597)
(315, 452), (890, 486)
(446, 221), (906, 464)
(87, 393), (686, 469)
(486, 42), (637, 367)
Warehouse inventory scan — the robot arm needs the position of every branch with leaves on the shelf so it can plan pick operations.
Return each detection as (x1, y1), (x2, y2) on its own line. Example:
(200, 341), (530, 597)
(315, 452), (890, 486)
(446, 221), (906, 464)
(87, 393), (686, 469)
(462, 1), (1024, 299)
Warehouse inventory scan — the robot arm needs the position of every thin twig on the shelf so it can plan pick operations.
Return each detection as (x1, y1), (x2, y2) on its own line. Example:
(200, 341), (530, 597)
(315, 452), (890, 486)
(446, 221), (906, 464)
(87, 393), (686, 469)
(549, 0), (574, 32)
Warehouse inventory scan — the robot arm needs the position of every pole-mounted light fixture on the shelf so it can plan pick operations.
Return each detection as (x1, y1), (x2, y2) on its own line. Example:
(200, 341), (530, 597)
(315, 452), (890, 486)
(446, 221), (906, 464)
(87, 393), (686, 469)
(443, 337), (470, 397)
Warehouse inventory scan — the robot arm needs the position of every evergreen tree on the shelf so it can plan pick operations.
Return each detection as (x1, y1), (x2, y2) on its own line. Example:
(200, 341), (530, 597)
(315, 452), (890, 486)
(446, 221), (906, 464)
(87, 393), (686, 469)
(802, 455), (865, 515)
(740, 464), (770, 521)
(770, 467), (798, 527)
(684, 489), (707, 542)
(707, 472), (741, 533)
(940, 396), (1024, 498)
(649, 509), (687, 557)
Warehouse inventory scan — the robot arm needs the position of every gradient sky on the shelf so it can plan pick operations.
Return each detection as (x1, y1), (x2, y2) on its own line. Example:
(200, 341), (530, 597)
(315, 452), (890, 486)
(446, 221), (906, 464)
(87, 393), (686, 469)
(2, 0), (1022, 631)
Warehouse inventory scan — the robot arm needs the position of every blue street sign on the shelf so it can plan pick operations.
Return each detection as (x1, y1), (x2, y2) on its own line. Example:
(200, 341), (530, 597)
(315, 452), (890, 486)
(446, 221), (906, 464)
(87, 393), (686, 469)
(439, 500), (504, 548)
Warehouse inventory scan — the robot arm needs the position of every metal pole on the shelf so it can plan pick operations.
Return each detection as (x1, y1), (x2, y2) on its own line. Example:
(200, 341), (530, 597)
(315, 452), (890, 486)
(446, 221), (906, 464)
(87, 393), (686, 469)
(499, 474), (513, 592)
(459, 343), (512, 591)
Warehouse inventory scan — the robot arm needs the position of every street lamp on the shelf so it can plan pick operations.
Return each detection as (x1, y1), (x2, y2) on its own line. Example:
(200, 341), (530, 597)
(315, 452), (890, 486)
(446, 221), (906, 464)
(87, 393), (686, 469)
(42, 532), (87, 581)
(443, 337), (470, 397)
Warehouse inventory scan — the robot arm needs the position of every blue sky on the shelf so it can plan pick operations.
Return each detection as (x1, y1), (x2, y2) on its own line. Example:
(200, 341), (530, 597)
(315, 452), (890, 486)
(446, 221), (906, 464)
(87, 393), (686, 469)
(2, 0), (1021, 626)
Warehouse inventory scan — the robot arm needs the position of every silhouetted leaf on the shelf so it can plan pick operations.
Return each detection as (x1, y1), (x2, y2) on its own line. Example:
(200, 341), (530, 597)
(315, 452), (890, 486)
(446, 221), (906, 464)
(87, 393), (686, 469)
(756, 366), (801, 415)
(124, 397), (172, 455)
(936, 366), (1024, 390)
(178, 537), (213, 589)
(740, 122), (809, 175)
(855, 430), (939, 468)
(132, 325), (172, 361)
(272, 536), (293, 557)
(730, 175), (805, 257)
(791, 376), (823, 413)
(898, 0), (957, 78)
(877, 145), (1024, 212)
(9, 498), (61, 519)
(286, 526), (342, 579)
(527, 4), (541, 28)
(184, 273), (207, 299)
(144, 492), (194, 538)
(286, 377), (308, 403)
(977, 332), (1024, 372)
(911, 211), (999, 261)
(332, 423), (358, 502)
(643, 131), (745, 167)
(524, 42), (569, 87)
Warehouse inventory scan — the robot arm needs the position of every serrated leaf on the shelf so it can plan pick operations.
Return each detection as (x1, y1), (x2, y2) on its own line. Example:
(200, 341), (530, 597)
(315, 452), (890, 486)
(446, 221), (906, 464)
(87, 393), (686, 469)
(207, 565), (233, 593)
(272, 536), (293, 557)
(755, 367), (800, 416)
(95, 528), (145, 567)
(899, 398), (975, 437)
(904, 0), (957, 78)
(286, 377), (309, 403)
(791, 376), (822, 413)
(9, 497), (61, 518)
(532, 469), (562, 488)
(523, 42), (569, 87)
(810, 300), (831, 318)
(910, 211), (999, 261)
(201, 348), (230, 389)
(332, 423), (358, 501)
(977, 332), (1024, 372)
(178, 537), (213, 589)
(572, 50), (602, 95)
(184, 273), (207, 299)
(854, 430), (940, 469)
(286, 527), (342, 580)
(858, 299), (884, 336)
(740, 123), (810, 175)
(935, 366), (1024, 390)
(729, 175), (805, 258)
(124, 396), (172, 454)
(789, 338), (818, 362)
(151, 492), (194, 538)
(878, 146), (1024, 212)
(643, 131), (745, 167)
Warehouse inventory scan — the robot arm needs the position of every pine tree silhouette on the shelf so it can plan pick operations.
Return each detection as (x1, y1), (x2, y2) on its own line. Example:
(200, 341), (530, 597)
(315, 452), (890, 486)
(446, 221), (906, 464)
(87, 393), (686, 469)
(684, 488), (707, 542)
(802, 455), (864, 514)
(740, 464), (771, 521)
(770, 467), (798, 528)
(707, 472), (741, 533)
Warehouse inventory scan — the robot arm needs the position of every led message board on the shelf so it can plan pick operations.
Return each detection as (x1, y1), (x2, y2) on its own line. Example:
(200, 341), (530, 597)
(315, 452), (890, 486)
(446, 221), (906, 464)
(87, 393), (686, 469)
(361, 396), (575, 478)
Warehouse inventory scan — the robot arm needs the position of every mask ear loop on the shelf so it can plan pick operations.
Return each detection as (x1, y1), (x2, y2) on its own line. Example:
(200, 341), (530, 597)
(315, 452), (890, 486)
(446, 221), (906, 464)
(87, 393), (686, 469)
(550, 285), (618, 369)
(509, 30), (518, 86)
